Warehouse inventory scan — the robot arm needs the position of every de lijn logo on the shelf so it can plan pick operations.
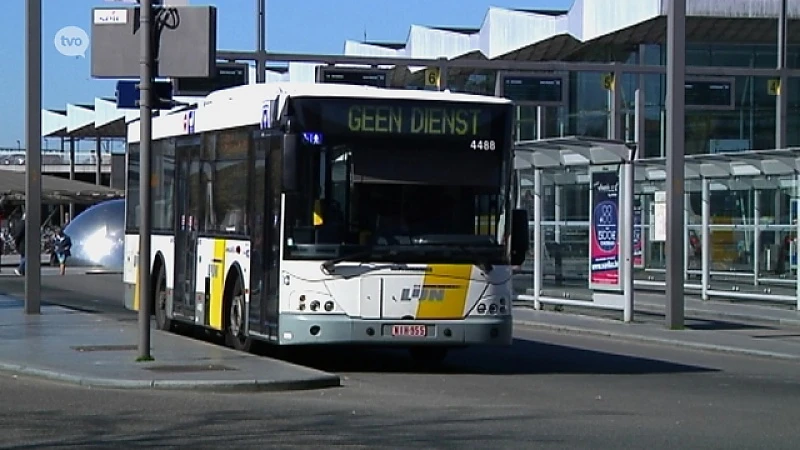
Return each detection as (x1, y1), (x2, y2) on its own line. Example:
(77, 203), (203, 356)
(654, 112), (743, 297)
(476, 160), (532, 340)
(593, 201), (618, 252)
(54, 26), (90, 57)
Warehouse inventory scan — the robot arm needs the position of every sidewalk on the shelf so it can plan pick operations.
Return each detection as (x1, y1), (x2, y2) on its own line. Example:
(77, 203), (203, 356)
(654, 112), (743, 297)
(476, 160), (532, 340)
(513, 292), (800, 361)
(0, 295), (340, 391)
(0, 254), (51, 268)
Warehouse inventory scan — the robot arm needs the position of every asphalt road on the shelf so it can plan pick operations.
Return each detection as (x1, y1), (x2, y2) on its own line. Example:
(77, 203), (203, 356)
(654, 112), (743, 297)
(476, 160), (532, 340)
(1, 273), (800, 448)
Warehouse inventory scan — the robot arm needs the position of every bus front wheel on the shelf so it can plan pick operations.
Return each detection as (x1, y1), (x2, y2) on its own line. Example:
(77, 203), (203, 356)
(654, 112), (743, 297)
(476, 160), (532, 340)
(225, 275), (253, 352)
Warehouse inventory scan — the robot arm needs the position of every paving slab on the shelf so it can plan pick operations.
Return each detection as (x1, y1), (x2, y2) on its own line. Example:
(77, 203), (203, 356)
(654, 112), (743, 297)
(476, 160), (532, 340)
(512, 306), (800, 361)
(0, 296), (340, 391)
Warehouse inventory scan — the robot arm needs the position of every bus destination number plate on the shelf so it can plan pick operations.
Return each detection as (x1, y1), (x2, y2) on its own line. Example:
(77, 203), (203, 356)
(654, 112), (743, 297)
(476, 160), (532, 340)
(391, 325), (427, 337)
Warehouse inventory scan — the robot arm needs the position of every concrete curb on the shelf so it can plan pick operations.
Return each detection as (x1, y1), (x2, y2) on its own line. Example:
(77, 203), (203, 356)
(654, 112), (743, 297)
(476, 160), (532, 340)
(633, 303), (800, 329)
(512, 318), (800, 362)
(514, 299), (800, 329)
(0, 361), (342, 392)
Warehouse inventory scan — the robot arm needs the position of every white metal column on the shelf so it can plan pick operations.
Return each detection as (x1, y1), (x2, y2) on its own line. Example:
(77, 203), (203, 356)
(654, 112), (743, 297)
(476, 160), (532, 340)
(622, 162), (634, 322)
(536, 106), (546, 140)
(684, 192), (690, 280)
(533, 169), (543, 310)
(554, 185), (562, 244)
(702, 178), (710, 301)
(753, 189), (760, 286)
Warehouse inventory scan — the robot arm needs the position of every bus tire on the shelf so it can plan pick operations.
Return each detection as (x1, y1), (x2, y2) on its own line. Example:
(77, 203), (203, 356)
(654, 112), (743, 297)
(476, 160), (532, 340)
(224, 274), (253, 352)
(154, 267), (173, 332)
(409, 347), (448, 366)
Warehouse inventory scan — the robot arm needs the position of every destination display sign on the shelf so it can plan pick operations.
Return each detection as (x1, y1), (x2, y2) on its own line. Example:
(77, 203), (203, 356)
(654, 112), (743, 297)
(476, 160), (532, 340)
(290, 98), (512, 149)
(685, 78), (734, 109)
(317, 67), (389, 88)
(499, 74), (565, 105)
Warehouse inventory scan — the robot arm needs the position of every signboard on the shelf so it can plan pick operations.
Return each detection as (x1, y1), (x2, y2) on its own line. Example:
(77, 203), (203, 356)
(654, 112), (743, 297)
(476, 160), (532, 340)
(685, 77), (735, 110)
(424, 67), (441, 90)
(290, 98), (512, 149)
(495, 72), (566, 106)
(601, 73), (615, 91)
(115, 80), (173, 109)
(768, 78), (781, 96)
(652, 191), (666, 242)
(173, 62), (248, 96)
(316, 66), (389, 88)
(91, 6), (217, 78)
(589, 167), (621, 291)
(633, 199), (644, 268)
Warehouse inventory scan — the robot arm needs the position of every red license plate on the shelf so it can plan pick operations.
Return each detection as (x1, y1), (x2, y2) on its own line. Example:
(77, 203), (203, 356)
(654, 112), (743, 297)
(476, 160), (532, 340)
(391, 324), (427, 337)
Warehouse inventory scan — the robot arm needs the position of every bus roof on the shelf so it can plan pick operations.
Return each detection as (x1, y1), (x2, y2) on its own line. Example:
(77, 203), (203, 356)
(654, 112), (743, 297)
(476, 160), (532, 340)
(205, 82), (512, 105)
(128, 82), (512, 143)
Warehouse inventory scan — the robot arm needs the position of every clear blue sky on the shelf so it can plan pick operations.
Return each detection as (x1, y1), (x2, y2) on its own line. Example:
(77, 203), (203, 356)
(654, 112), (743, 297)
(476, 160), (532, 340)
(0, 0), (571, 148)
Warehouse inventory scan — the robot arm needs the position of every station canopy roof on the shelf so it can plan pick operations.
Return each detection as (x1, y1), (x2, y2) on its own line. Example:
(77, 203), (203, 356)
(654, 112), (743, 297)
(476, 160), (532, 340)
(514, 138), (800, 192)
(0, 170), (124, 204)
(514, 136), (636, 169)
(636, 148), (800, 192)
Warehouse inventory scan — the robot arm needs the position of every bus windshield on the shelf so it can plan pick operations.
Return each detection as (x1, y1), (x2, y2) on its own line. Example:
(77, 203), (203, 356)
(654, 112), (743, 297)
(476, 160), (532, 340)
(283, 138), (510, 265)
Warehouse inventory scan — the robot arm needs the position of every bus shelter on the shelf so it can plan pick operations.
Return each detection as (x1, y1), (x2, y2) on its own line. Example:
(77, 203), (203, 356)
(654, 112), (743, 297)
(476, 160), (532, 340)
(514, 136), (637, 322)
(634, 149), (800, 310)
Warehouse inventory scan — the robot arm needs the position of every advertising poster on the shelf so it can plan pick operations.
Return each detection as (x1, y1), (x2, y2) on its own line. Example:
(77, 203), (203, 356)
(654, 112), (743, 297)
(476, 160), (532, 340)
(633, 199), (644, 268)
(589, 168), (621, 291)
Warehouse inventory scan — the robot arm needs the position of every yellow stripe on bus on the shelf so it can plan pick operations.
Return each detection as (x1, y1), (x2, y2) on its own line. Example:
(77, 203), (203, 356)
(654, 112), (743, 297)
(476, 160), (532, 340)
(415, 264), (472, 320)
(209, 239), (226, 330)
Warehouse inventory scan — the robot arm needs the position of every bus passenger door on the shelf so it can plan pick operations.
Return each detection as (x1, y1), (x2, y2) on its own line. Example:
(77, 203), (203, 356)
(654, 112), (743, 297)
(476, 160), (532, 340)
(173, 136), (201, 321)
(249, 131), (282, 337)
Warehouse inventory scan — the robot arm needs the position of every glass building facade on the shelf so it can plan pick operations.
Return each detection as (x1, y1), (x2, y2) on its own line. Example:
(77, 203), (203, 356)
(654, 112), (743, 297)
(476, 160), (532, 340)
(433, 42), (800, 160)
(378, 39), (800, 280)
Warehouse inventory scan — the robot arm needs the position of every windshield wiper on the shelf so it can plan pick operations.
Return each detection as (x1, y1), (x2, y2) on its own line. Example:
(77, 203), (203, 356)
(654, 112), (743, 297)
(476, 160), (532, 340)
(320, 249), (374, 275)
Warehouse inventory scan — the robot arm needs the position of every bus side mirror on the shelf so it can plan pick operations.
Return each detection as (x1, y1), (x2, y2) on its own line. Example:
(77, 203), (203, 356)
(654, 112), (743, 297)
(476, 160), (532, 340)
(282, 134), (298, 192)
(510, 209), (529, 266)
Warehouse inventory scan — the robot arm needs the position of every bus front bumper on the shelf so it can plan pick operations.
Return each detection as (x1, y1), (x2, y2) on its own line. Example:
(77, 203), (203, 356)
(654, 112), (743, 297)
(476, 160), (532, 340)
(276, 314), (513, 346)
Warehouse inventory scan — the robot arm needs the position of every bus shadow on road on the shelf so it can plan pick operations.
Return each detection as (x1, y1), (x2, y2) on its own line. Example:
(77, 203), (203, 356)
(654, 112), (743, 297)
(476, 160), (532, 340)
(251, 338), (718, 376)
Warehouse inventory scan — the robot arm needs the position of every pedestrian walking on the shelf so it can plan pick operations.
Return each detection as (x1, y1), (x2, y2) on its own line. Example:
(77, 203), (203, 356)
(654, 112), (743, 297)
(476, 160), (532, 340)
(52, 227), (72, 276)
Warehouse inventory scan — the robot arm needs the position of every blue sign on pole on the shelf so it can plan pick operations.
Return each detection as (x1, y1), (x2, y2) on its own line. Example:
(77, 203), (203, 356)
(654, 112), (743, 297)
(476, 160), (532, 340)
(115, 80), (173, 109)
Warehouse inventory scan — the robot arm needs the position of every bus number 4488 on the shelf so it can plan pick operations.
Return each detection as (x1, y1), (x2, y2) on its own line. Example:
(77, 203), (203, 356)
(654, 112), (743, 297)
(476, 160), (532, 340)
(470, 140), (496, 151)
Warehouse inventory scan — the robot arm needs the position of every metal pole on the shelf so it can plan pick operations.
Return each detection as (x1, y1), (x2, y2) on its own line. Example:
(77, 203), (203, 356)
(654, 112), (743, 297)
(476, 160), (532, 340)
(666, 0), (686, 329)
(533, 168), (542, 310)
(753, 188), (760, 285)
(611, 65), (623, 140)
(623, 162), (634, 322)
(256, 0), (266, 83)
(554, 185), (561, 244)
(137, 0), (154, 361)
(95, 136), (102, 185)
(24, 0), (42, 315)
(536, 106), (545, 139)
(777, 0), (788, 149)
(701, 179), (710, 301)
(636, 44), (646, 157)
(796, 174), (800, 311)
(68, 137), (75, 221)
(684, 192), (690, 279)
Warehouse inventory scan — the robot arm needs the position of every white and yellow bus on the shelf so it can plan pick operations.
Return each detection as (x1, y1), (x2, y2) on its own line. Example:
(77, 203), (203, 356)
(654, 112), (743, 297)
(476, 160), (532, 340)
(123, 82), (529, 363)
